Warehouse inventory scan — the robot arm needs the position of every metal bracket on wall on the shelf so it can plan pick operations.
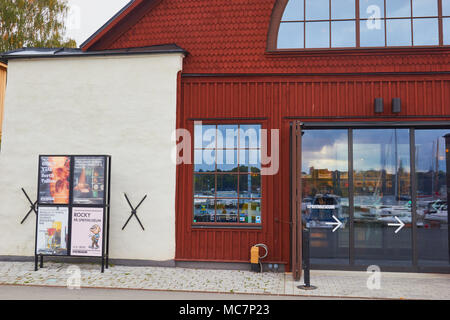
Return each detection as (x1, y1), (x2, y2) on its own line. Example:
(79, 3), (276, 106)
(20, 188), (37, 224)
(122, 193), (147, 231)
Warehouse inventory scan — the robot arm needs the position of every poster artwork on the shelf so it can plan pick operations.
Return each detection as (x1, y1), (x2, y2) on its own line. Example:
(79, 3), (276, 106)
(36, 207), (69, 255)
(39, 156), (71, 204)
(73, 157), (105, 205)
(71, 207), (103, 257)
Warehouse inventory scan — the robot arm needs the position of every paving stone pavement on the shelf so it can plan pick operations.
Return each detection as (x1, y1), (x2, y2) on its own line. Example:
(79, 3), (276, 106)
(0, 262), (448, 300)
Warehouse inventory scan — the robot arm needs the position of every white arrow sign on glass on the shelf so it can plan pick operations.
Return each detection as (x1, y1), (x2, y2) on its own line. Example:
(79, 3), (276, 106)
(388, 216), (405, 234)
(326, 215), (343, 232)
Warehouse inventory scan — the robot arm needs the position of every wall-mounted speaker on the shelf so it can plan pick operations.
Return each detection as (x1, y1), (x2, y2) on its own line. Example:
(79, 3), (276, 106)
(392, 98), (401, 113)
(374, 98), (384, 113)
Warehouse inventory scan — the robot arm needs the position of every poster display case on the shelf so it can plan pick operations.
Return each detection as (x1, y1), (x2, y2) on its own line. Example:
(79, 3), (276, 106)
(35, 155), (111, 272)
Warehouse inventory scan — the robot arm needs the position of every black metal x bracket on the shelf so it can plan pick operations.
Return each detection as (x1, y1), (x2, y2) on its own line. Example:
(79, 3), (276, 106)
(20, 188), (37, 224)
(122, 193), (147, 231)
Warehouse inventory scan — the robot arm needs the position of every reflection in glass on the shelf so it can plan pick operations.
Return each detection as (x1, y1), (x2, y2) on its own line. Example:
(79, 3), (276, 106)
(412, 0), (438, 17)
(332, 21), (356, 47)
(302, 130), (350, 264)
(216, 174), (238, 198)
(360, 0), (385, 19)
(282, 0), (304, 21)
(194, 124), (216, 149)
(360, 19), (385, 47)
(306, 21), (330, 48)
(444, 0), (450, 16)
(194, 149), (216, 172)
(240, 125), (262, 149)
(305, 0), (329, 20)
(239, 174), (261, 198)
(415, 130), (449, 266)
(239, 199), (262, 224)
(217, 149), (238, 172)
(413, 18), (439, 46)
(386, 19), (412, 46)
(217, 125), (238, 149)
(386, 0), (411, 18)
(331, 0), (355, 19)
(278, 22), (304, 49)
(216, 200), (238, 223)
(239, 149), (261, 171)
(193, 198), (215, 223)
(444, 18), (450, 45)
(353, 129), (412, 264)
(194, 174), (215, 197)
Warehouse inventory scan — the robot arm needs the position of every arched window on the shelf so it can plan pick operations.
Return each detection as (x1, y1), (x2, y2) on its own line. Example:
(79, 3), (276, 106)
(270, 0), (450, 50)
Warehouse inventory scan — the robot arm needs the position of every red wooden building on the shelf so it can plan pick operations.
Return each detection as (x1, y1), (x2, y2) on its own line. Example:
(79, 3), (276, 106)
(82, 0), (450, 274)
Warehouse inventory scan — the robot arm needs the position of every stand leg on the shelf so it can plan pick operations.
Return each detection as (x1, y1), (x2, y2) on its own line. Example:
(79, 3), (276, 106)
(40, 255), (43, 268)
(101, 256), (105, 273)
(34, 255), (38, 271)
(106, 255), (109, 269)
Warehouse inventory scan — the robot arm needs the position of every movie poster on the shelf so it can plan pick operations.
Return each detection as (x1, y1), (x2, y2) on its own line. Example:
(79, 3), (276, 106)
(39, 156), (71, 204)
(36, 207), (69, 255)
(70, 207), (104, 257)
(73, 157), (105, 205)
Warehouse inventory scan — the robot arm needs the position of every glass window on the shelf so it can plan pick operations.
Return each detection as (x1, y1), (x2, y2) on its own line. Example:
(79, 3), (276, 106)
(302, 130), (350, 264)
(193, 124), (262, 224)
(282, 0), (304, 21)
(353, 129), (412, 265)
(332, 20), (356, 47)
(386, 19), (412, 46)
(306, 0), (329, 20)
(360, 19), (385, 47)
(444, 18), (450, 45)
(386, 0), (411, 18)
(444, 0), (450, 16)
(306, 21), (330, 48)
(360, 0), (384, 19)
(331, 0), (355, 19)
(413, 18), (439, 46)
(415, 130), (449, 266)
(278, 22), (304, 49)
(412, 0), (438, 17)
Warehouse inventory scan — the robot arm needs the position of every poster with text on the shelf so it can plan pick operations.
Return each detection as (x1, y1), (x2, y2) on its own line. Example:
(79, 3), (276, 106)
(36, 207), (69, 255)
(73, 157), (105, 205)
(39, 156), (71, 204)
(70, 207), (104, 257)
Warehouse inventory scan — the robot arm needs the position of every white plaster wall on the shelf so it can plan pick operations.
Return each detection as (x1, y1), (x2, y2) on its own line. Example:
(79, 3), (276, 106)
(0, 53), (183, 261)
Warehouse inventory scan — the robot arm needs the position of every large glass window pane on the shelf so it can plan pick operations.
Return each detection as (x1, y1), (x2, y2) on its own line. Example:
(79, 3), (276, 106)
(412, 0), (438, 17)
(305, 0), (329, 20)
(302, 130), (350, 265)
(193, 198), (215, 223)
(194, 174), (215, 197)
(306, 21), (330, 48)
(415, 130), (449, 266)
(239, 174), (261, 198)
(360, 0), (385, 19)
(413, 18), (439, 46)
(444, 18), (450, 45)
(331, 0), (355, 19)
(239, 199), (262, 224)
(444, 0), (450, 16)
(216, 199), (238, 223)
(216, 174), (238, 198)
(360, 19), (385, 47)
(387, 19), (412, 46)
(331, 21), (356, 47)
(353, 129), (412, 266)
(282, 0), (304, 21)
(386, 0), (412, 18)
(278, 22), (304, 49)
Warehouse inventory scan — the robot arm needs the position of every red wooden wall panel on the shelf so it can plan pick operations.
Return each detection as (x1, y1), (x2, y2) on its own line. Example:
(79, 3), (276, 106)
(175, 74), (450, 266)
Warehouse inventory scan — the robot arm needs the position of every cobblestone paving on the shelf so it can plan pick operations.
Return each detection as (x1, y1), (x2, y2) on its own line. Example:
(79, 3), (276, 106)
(0, 262), (449, 300)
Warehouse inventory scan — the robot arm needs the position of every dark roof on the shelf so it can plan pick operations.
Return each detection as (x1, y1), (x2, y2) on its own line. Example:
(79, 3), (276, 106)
(0, 44), (186, 61)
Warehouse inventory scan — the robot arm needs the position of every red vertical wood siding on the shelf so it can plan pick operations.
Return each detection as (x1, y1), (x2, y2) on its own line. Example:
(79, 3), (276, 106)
(176, 74), (450, 266)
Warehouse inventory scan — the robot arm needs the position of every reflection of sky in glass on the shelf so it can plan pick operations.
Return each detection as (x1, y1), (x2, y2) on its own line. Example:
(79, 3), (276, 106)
(360, 0), (385, 19)
(306, 0), (329, 20)
(306, 21), (330, 48)
(282, 0), (304, 21)
(332, 21), (356, 47)
(302, 130), (348, 172)
(412, 0), (438, 17)
(278, 22), (304, 49)
(444, 18), (450, 45)
(386, 0), (411, 18)
(331, 0), (355, 19)
(360, 20), (385, 46)
(413, 18), (439, 46)
(387, 19), (412, 46)
(444, 0), (450, 16)
(415, 130), (449, 172)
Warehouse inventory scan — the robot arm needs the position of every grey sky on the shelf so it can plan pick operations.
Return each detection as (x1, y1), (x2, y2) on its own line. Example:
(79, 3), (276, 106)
(64, 0), (131, 47)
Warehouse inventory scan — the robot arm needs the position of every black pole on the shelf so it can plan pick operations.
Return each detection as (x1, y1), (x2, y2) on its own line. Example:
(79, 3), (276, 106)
(297, 227), (316, 290)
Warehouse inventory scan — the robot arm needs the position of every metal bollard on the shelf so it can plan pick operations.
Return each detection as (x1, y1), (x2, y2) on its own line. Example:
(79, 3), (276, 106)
(298, 227), (317, 290)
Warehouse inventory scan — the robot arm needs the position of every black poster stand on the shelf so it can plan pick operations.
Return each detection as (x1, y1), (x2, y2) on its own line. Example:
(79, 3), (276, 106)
(34, 155), (111, 273)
